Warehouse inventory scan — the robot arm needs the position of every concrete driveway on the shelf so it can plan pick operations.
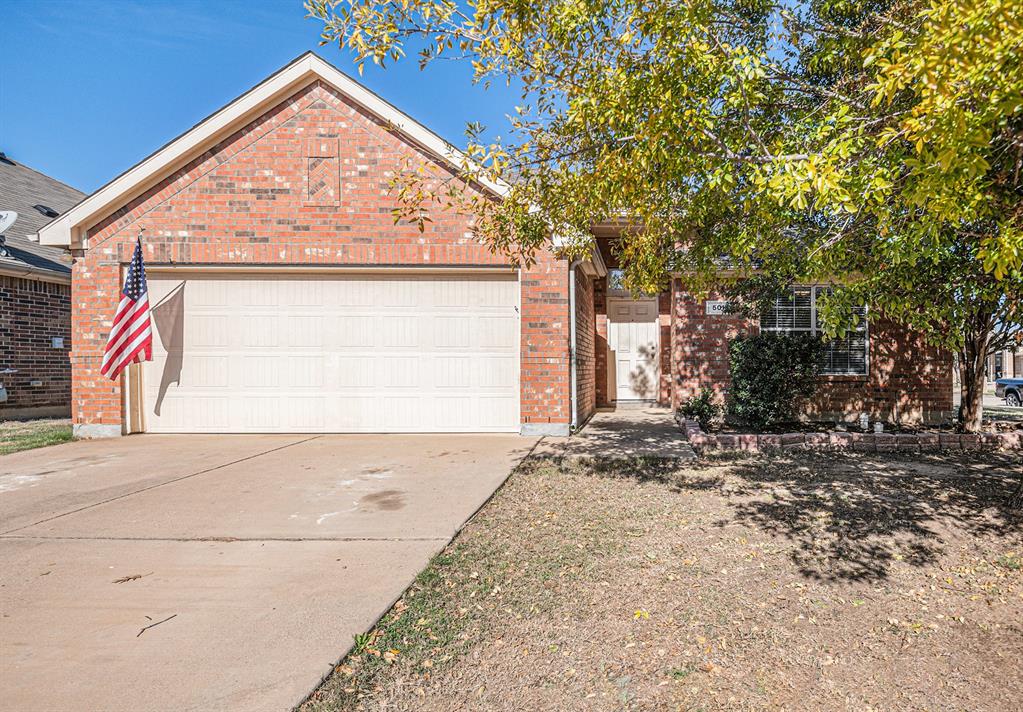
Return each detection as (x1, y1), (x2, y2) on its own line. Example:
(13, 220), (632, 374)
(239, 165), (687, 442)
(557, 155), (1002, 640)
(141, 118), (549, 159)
(0, 433), (537, 711)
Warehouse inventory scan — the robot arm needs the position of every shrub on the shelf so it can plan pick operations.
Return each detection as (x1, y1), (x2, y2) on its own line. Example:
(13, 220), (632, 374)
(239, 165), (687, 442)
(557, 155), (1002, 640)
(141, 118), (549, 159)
(727, 332), (824, 429)
(677, 388), (722, 431)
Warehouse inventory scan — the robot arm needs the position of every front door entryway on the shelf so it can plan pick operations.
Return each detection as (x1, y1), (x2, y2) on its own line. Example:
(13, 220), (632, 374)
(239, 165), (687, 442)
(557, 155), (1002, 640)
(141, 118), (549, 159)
(606, 297), (659, 401)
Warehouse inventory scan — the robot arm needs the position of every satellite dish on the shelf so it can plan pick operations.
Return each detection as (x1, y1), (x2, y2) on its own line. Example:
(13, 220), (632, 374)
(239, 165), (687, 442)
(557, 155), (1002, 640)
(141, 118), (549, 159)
(0, 211), (17, 234)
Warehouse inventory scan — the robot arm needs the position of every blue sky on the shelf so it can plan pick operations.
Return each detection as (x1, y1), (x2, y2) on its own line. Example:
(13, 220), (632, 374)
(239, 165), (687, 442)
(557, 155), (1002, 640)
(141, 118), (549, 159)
(1, 0), (520, 193)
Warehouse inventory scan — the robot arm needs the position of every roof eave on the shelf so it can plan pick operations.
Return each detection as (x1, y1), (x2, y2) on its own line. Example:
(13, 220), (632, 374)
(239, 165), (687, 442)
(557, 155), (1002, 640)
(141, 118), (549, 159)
(0, 261), (72, 284)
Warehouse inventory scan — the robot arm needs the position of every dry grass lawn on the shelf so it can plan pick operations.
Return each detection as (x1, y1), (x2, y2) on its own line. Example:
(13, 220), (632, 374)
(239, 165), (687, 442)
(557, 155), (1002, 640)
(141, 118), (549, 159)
(304, 452), (1022, 711)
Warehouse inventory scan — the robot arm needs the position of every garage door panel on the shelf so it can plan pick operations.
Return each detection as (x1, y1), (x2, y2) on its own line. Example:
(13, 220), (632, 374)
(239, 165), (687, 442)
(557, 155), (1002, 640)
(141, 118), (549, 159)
(184, 278), (228, 306)
(144, 272), (519, 433)
(377, 356), (420, 389)
(478, 396), (519, 428)
(188, 315), (230, 348)
(285, 316), (325, 347)
(287, 356), (325, 388)
(241, 397), (281, 430)
(434, 317), (471, 348)
(434, 396), (472, 428)
(284, 396), (326, 430)
(479, 316), (517, 349)
(479, 356), (517, 390)
(336, 357), (374, 388)
(336, 316), (374, 347)
(381, 316), (419, 348)
(283, 279), (323, 306)
(242, 356), (280, 388)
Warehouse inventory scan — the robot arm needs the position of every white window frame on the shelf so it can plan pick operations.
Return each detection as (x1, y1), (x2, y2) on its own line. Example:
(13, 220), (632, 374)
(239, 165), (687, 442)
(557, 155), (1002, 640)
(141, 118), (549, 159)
(760, 285), (870, 376)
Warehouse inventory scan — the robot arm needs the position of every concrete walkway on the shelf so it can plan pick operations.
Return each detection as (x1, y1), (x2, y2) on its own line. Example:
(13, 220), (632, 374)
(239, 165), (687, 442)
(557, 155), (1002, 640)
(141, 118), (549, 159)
(0, 433), (536, 712)
(536, 407), (696, 461)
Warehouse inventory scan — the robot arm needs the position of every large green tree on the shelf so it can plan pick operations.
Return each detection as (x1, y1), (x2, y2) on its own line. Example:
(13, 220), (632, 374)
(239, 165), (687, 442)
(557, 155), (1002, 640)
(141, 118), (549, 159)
(308, 0), (1023, 431)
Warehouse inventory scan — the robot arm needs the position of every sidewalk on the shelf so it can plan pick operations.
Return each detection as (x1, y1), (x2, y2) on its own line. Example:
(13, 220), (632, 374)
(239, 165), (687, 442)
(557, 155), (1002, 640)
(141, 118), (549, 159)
(534, 407), (696, 461)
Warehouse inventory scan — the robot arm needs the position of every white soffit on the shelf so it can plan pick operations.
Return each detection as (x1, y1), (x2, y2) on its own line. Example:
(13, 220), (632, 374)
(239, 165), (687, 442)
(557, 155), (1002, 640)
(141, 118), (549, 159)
(37, 53), (509, 248)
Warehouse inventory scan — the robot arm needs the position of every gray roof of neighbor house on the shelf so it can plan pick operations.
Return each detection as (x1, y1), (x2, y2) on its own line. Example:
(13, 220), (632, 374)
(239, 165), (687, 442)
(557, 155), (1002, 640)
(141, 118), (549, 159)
(0, 152), (85, 280)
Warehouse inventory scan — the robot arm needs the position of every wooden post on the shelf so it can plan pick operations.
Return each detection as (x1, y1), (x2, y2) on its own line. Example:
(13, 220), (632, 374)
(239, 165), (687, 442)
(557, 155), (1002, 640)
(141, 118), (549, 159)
(128, 362), (145, 433)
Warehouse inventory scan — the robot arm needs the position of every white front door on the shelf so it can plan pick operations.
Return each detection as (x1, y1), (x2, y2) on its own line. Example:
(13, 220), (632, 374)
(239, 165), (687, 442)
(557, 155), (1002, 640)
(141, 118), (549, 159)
(607, 297), (659, 401)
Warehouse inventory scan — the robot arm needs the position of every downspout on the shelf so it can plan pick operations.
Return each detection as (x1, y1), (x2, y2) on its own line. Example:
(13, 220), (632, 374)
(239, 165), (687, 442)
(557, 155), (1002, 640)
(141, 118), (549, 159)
(569, 259), (583, 431)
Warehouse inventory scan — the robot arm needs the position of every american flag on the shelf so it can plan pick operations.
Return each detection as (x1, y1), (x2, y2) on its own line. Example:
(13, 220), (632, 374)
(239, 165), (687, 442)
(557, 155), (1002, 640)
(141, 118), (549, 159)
(100, 238), (153, 380)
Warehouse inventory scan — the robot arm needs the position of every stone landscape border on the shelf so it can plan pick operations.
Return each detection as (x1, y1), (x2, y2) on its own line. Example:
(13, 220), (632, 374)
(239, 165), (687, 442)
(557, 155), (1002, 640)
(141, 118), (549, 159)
(681, 419), (1023, 454)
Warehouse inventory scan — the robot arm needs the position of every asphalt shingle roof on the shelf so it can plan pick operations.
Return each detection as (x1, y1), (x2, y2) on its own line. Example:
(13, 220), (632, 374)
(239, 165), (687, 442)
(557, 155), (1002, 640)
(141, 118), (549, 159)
(0, 152), (85, 278)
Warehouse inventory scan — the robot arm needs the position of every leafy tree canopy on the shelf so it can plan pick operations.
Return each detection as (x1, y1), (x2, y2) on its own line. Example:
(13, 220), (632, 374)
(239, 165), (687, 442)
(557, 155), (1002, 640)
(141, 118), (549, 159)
(309, 0), (1023, 427)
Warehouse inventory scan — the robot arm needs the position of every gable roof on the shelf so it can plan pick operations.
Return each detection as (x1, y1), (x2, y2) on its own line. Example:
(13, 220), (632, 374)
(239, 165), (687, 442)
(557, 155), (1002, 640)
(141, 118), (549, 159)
(38, 52), (508, 249)
(0, 153), (85, 281)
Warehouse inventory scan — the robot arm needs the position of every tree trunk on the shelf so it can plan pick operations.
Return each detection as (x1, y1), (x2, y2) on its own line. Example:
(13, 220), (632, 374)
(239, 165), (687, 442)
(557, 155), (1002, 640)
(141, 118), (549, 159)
(958, 316), (992, 434)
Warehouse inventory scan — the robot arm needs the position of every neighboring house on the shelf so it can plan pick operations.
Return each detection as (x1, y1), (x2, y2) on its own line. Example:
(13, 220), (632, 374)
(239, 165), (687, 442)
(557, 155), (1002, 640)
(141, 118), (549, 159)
(38, 53), (953, 438)
(0, 153), (85, 418)
(987, 347), (1021, 384)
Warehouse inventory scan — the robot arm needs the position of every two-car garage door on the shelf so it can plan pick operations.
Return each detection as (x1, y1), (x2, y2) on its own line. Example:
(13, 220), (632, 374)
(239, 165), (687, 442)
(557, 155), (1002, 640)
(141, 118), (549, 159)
(142, 271), (519, 433)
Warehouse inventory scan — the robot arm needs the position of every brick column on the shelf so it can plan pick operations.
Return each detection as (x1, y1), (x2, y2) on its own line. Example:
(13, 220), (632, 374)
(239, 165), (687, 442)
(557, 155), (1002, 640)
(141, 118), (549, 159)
(519, 250), (571, 435)
(594, 277), (609, 407)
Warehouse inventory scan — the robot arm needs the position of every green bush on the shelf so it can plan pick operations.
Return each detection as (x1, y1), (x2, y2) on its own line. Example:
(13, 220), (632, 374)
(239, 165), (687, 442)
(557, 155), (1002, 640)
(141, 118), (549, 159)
(727, 333), (824, 429)
(677, 388), (722, 431)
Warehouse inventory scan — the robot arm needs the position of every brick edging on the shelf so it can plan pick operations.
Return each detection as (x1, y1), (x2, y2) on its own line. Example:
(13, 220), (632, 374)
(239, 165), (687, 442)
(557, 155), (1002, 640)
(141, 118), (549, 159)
(680, 419), (1022, 453)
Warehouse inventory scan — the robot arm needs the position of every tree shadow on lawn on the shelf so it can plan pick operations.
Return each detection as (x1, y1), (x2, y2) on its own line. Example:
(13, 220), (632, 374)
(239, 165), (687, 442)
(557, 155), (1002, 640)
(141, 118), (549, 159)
(564, 452), (1022, 583)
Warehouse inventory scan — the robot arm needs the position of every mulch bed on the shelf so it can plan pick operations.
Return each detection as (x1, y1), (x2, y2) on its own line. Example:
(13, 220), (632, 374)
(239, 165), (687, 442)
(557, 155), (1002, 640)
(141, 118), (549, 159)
(302, 452), (1022, 711)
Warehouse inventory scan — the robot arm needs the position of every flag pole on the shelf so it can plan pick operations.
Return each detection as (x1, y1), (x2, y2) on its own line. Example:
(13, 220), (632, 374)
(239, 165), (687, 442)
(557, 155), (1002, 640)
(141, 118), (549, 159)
(138, 226), (146, 433)
(132, 226), (146, 433)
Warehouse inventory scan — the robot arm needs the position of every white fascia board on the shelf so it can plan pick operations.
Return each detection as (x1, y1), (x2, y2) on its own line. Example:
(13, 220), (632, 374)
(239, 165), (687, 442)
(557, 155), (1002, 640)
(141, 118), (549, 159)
(37, 215), (72, 247)
(38, 53), (508, 248)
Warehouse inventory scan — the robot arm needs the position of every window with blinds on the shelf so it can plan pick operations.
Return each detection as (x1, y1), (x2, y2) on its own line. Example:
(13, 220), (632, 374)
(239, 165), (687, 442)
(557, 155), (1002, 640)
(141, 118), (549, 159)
(760, 286), (868, 375)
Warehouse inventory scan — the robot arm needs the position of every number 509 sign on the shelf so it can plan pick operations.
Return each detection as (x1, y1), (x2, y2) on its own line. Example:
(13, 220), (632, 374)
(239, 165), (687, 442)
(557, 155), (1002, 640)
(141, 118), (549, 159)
(704, 300), (733, 316)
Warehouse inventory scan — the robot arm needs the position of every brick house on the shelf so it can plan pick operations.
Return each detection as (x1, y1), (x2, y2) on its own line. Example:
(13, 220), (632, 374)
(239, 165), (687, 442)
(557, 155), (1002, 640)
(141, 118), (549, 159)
(38, 54), (953, 438)
(1, 154), (85, 418)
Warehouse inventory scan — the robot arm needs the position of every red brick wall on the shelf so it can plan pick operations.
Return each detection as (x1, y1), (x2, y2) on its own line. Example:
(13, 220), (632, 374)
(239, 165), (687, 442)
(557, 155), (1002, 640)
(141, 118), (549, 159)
(657, 290), (672, 405)
(670, 285), (955, 424)
(803, 318), (954, 424)
(0, 276), (71, 415)
(671, 284), (754, 408)
(71, 80), (569, 432)
(594, 278), (609, 407)
(574, 270), (596, 425)
(519, 256), (572, 432)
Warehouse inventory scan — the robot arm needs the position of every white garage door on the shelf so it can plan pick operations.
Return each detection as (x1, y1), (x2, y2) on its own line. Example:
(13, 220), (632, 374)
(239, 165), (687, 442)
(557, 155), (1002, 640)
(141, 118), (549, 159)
(142, 271), (519, 433)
